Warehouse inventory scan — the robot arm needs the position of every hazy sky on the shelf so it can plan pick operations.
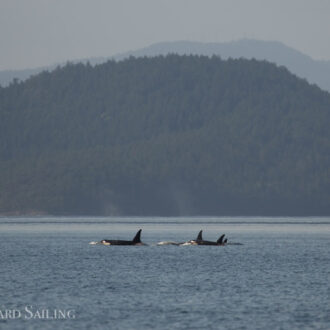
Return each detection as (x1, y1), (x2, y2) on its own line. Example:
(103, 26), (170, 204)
(1, 0), (330, 70)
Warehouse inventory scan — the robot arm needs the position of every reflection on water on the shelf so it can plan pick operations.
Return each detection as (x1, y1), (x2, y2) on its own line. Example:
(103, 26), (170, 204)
(0, 216), (329, 237)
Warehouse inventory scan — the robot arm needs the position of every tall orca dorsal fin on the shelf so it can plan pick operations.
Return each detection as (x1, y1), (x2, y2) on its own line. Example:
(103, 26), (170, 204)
(217, 234), (225, 244)
(196, 230), (203, 241)
(132, 229), (142, 243)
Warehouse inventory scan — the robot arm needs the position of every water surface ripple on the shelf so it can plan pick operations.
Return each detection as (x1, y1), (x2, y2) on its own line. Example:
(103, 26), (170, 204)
(0, 217), (329, 329)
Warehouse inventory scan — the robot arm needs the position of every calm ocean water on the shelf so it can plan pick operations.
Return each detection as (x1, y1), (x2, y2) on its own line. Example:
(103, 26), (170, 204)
(0, 217), (329, 330)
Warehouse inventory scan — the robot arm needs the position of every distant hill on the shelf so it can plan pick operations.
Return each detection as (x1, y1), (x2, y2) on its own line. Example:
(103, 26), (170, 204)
(1, 39), (330, 92)
(116, 40), (330, 92)
(0, 55), (329, 216)
(0, 57), (106, 87)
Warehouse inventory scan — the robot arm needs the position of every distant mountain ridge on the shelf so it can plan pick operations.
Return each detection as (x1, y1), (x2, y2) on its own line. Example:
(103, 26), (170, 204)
(1, 39), (330, 92)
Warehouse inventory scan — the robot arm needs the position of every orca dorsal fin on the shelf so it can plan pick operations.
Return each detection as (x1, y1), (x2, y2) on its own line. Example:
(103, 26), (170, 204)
(132, 229), (142, 243)
(217, 234), (225, 244)
(196, 230), (203, 241)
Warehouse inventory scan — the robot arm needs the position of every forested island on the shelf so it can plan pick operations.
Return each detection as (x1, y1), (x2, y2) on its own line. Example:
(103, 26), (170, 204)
(0, 55), (329, 215)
